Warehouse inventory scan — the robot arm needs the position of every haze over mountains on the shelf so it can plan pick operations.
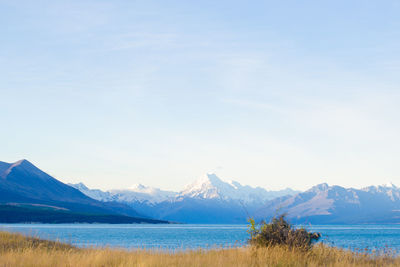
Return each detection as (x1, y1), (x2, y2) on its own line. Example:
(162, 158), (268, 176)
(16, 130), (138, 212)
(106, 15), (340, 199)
(1, 159), (400, 224)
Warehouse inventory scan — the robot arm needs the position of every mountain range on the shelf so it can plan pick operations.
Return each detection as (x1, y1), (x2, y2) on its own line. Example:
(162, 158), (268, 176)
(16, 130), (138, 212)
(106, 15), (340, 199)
(2, 159), (400, 224)
(70, 173), (296, 204)
(254, 183), (400, 224)
(70, 173), (298, 223)
(71, 175), (400, 224)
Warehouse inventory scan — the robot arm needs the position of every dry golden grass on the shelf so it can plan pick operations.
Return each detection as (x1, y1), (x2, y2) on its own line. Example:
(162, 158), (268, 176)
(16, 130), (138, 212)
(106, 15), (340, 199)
(0, 231), (399, 267)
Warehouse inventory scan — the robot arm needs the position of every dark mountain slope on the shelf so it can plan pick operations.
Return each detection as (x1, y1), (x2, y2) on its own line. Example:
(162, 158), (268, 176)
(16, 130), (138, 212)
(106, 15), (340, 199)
(0, 204), (166, 224)
(0, 160), (143, 218)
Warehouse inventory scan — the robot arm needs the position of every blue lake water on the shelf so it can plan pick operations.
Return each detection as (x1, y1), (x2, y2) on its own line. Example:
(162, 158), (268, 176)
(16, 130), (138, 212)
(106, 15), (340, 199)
(1, 224), (400, 252)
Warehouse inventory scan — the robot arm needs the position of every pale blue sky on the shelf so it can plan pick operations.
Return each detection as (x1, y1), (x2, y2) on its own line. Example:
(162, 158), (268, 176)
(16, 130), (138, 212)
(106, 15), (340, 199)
(1, 0), (400, 191)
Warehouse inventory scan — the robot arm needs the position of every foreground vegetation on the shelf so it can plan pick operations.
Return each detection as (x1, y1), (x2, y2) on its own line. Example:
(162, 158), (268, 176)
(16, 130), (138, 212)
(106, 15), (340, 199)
(248, 215), (321, 250)
(1, 231), (400, 267)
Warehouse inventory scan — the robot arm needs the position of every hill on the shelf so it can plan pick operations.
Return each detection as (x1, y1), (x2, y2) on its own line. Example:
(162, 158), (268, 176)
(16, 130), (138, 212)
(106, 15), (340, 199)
(0, 159), (168, 223)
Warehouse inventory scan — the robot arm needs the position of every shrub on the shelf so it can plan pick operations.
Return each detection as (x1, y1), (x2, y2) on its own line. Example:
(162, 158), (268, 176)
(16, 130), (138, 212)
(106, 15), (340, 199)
(248, 215), (320, 250)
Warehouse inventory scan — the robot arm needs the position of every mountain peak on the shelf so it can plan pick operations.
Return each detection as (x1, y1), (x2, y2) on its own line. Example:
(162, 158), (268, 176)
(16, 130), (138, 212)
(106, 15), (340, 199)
(130, 184), (147, 190)
(110, 184), (175, 203)
(11, 159), (37, 169)
(362, 183), (399, 194)
(13, 159), (26, 165)
(309, 183), (330, 192)
(202, 173), (223, 184)
(180, 173), (230, 199)
(70, 182), (89, 191)
(128, 184), (161, 194)
(381, 182), (397, 189)
(16, 159), (29, 163)
(12, 159), (34, 167)
(178, 173), (293, 203)
(0, 159), (34, 179)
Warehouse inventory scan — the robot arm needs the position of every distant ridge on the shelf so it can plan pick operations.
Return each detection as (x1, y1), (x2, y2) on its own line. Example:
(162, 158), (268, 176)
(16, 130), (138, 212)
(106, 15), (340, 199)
(255, 183), (400, 224)
(72, 175), (400, 224)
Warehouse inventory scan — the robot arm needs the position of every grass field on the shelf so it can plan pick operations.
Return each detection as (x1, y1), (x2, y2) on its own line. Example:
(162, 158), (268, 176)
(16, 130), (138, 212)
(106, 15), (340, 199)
(0, 231), (399, 267)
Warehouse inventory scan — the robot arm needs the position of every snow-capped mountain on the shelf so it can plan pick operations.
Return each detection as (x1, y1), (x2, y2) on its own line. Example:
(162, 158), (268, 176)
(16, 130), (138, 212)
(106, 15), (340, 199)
(178, 173), (297, 203)
(256, 183), (400, 224)
(110, 185), (175, 204)
(69, 183), (175, 204)
(72, 173), (297, 205)
(69, 183), (115, 202)
(361, 183), (400, 201)
(70, 176), (400, 224)
(70, 173), (299, 223)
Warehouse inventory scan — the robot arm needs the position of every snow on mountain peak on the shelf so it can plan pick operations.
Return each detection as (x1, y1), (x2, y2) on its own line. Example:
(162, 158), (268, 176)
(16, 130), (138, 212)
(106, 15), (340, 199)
(128, 183), (158, 194)
(73, 182), (89, 190)
(179, 173), (218, 199)
(360, 183), (400, 201)
(381, 182), (397, 189)
(362, 182), (399, 192)
(72, 173), (299, 205)
(71, 182), (175, 204)
(179, 173), (237, 199)
(110, 184), (176, 204)
(130, 183), (146, 190)
(68, 183), (113, 201)
(309, 183), (330, 193)
(178, 173), (290, 203)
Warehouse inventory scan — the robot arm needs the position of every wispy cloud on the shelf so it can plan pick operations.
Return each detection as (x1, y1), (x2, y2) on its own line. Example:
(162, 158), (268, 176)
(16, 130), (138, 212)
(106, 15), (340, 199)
(109, 33), (180, 51)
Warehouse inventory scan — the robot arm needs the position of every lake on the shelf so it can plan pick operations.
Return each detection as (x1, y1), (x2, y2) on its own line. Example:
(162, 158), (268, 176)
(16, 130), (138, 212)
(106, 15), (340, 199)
(1, 224), (400, 252)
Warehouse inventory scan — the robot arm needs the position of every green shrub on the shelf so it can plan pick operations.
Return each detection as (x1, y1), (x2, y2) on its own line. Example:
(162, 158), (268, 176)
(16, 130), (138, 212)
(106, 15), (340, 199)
(248, 215), (320, 250)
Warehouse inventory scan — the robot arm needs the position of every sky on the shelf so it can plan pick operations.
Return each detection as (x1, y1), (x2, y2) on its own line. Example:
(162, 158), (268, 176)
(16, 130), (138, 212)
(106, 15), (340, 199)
(1, 0), (400, 191)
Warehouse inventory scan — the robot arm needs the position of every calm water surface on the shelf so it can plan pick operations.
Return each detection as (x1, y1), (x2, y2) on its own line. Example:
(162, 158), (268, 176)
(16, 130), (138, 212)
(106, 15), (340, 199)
(1, 224), (400, 251)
